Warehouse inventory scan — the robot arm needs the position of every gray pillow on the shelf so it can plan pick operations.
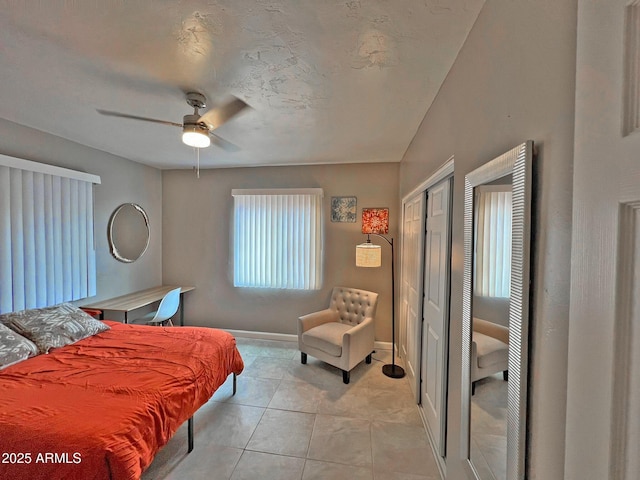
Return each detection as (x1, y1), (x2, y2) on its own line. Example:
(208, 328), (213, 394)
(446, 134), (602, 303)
(0, 323), (39, 369)
(0, 303), (110, 354)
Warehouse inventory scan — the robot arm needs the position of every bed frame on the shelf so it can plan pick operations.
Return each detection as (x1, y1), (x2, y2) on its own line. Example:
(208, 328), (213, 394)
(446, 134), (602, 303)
(187, 372), (237, 452)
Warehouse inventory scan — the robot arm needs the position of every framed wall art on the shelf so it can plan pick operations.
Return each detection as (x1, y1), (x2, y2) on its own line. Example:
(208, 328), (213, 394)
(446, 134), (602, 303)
(331, 196), (357, 223)
(362, 207), (389, 234)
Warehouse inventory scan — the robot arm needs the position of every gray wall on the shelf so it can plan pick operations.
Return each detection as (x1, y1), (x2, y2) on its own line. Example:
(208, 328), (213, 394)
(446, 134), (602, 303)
(0, 118), (162, 312)
(472, 296), (509, 327)
(399, 1), (576, 479)
(162, 162), (399, 342)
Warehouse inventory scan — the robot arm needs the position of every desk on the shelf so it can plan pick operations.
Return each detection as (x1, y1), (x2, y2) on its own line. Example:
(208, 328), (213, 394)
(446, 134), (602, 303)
(84, 286), (195, 326)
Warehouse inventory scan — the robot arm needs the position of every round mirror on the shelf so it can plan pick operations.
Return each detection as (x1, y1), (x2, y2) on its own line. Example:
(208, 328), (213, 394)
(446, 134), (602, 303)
(107, 203), (150, 263)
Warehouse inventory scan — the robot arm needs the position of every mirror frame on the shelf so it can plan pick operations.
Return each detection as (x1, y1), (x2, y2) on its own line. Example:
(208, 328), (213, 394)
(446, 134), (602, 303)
(461, 141), (533, 479)
(107, 203), (150, 263)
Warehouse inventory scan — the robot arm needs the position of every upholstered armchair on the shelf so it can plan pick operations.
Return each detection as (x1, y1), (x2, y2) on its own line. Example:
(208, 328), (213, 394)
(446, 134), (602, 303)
(298, 287), (378, 384)
(471, 317), (509, 395)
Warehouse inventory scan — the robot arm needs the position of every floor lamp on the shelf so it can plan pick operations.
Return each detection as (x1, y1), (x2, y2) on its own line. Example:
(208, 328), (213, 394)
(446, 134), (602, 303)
(356, 233), (406, 379)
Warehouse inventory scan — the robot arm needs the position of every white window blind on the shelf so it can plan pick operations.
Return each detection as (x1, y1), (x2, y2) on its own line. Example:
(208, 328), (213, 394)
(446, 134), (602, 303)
(232, 188), (323, 290)
(0, 155), (101, 314)
(474, 185), (512, 298)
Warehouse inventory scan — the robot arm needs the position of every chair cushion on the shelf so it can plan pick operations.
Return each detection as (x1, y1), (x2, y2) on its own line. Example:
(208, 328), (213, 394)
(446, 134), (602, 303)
(474, 331), (508, 368)
(302, 322), (353, 357)
(330, 287), (377, 326)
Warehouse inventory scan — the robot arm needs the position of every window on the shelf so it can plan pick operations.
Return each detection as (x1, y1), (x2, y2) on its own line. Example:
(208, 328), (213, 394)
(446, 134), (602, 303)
(232, 188), (323, 289)
(0, 155), (101, 314)
(474, 185), (512, 298)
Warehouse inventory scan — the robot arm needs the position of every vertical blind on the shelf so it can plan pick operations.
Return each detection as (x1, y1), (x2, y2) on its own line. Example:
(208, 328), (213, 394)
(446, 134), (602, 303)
(474, 185), (512, 298)
(232, 188), (323, 290)
(0, 155), (101, 314)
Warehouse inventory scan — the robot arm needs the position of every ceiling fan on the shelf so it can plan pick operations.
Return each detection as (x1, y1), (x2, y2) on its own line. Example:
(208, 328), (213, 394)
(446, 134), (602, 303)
(97, 92), (249, 151)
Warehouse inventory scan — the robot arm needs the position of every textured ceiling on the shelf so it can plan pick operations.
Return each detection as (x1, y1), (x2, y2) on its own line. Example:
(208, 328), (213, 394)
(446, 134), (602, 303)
(0, 1), (483, 169)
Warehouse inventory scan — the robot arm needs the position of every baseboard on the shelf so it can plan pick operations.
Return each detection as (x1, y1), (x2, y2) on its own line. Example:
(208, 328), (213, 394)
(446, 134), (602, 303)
(375, 341), (392, 351)
(224, 329), (393, 351)
(223, 329), (298, 343)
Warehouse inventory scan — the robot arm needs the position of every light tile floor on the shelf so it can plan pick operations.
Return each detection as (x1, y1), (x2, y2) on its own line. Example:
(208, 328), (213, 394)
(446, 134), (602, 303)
(142, 337), (441, 480)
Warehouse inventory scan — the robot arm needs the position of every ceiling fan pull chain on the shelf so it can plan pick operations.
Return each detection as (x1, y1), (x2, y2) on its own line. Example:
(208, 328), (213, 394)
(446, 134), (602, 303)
(196, 147), (200, 179)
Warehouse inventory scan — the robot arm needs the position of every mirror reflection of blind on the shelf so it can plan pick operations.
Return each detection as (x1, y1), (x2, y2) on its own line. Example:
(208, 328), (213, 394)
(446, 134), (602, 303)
(0, 157), (100, 314)
(474, 185), (512, 298)
(232, 188), (323, 290)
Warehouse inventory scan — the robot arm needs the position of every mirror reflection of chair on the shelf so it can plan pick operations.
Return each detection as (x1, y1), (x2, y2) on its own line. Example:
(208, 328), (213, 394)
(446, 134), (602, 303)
(131, 287), (181, 327)
(471, 317), (509, 395)
(298, 287), (378, 384)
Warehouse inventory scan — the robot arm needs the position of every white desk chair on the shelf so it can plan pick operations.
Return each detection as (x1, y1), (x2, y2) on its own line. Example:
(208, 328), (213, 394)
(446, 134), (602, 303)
(131, 287), (181, 326)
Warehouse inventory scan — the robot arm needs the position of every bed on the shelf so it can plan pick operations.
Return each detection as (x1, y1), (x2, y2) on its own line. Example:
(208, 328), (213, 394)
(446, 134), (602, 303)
(0, 308), (244, 480)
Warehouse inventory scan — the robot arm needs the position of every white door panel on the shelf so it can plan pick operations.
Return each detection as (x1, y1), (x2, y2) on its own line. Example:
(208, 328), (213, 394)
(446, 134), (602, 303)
(421, 178), (451, 458)
(426, 231), (443, 306)
(400, 194), (425, 399)
(566, 2), (640, 478)
(424, 324), (441, 413)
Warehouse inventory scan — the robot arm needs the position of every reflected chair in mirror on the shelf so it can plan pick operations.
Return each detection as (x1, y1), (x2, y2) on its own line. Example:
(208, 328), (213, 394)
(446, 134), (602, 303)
(131, 287), (181, 327)
(471, 317), (509, 395)
(298, 287), (378, 384)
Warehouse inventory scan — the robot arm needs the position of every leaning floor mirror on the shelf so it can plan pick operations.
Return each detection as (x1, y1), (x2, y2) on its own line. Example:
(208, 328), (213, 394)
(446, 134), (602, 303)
(461, 141), (533, 480)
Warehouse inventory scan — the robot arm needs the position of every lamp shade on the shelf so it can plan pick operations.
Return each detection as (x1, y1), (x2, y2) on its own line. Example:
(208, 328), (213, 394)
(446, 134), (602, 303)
(356, 242), (382, 267)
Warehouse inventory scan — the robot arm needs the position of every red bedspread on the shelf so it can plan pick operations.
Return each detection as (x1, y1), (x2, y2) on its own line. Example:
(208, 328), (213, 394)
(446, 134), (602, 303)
(0, 321), (244, 480)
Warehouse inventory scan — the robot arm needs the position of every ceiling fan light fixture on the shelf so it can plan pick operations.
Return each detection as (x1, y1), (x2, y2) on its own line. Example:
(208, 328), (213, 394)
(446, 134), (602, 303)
(97, 92), (246, 152)
(182, 124), (211, 148)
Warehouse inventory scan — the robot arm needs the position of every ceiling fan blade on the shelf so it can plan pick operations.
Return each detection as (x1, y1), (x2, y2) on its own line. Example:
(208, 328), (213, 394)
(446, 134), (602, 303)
(96, 109), (183, 128)
(198, 97), (249, 131)
(209, 133), (241, 152)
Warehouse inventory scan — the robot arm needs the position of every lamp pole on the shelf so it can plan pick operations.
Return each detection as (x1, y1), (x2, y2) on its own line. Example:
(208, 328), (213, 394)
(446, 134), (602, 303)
(367, 233), (405, 379)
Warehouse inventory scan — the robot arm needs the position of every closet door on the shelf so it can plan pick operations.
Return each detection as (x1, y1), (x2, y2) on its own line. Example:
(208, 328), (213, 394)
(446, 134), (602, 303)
(420, 178), (452, 457)
(400, 192), (425, 399)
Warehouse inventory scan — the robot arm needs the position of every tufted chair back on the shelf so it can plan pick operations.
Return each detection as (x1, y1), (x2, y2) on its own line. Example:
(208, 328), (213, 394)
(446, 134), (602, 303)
(329, 287), (378, 326)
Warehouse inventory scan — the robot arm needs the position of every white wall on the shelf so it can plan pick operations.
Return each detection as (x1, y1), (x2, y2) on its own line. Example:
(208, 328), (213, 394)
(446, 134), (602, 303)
(0, 118), (162, 314)
(399, 1), (577, 478)
(162, 162), (399, 342)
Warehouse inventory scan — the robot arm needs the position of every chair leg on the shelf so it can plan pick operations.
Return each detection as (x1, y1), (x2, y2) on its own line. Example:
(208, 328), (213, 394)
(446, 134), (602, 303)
(342, 370), (350, 384)
(301, 352), (307, 364)
(503, 370), (508, 381)
(366, 353), (372, 364)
